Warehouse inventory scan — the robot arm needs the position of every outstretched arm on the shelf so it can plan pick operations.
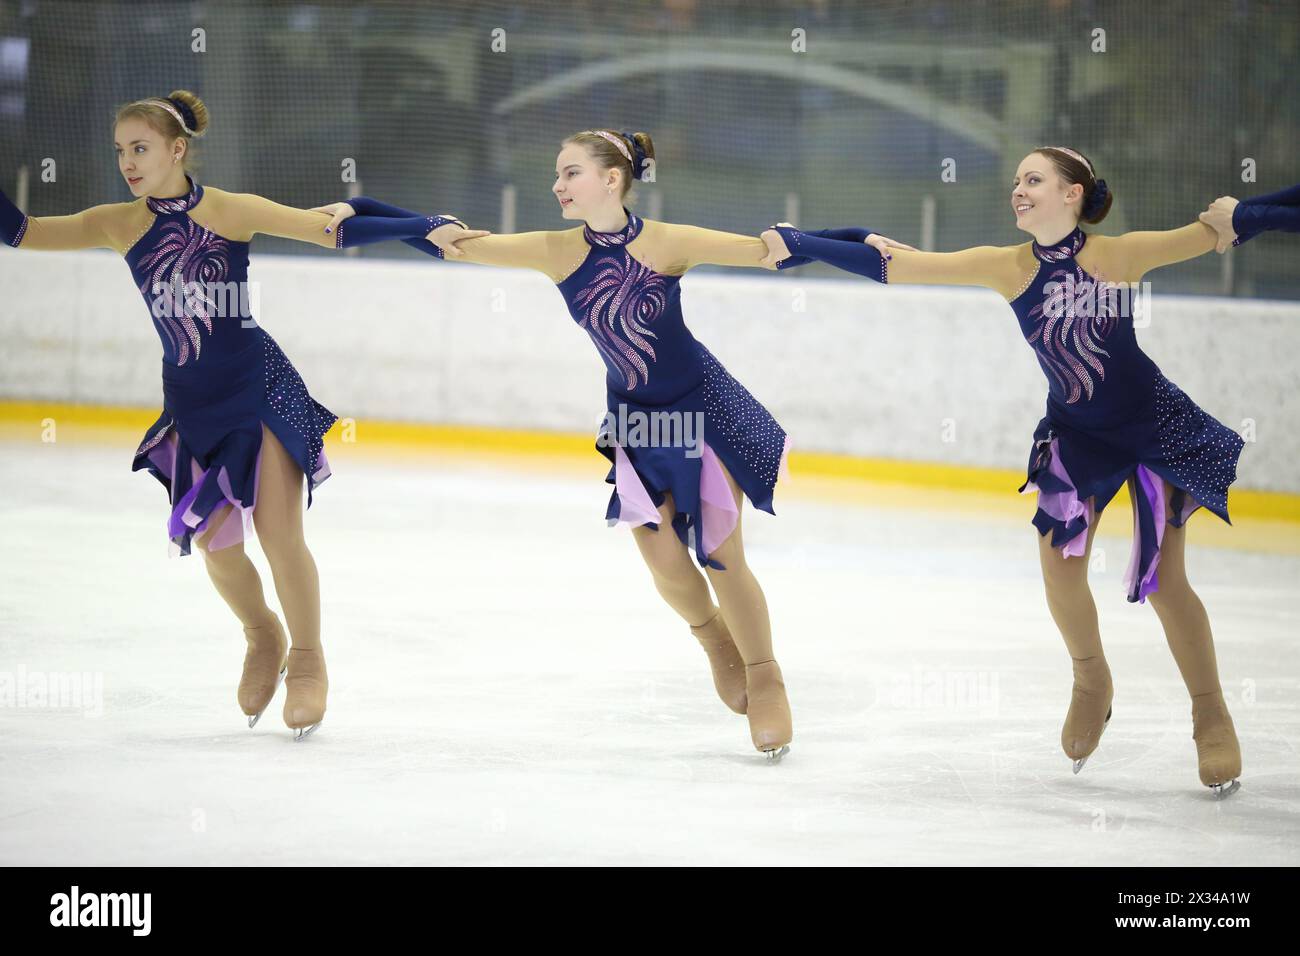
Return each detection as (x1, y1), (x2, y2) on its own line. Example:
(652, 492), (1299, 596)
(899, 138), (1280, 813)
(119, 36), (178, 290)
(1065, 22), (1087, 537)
(202, 190), (465, 253)
(293, 200), (567, 273)
(326, 196), (464, 258)
(760, 225), (919, 269)
(1, 188), (119, 251)
(1101, 222), (1217, 280)
(763, 224), (1023, 297)
(639, 222), (900, 274)
(312, 197), (491, 258)
(449, 230), (576, 281)
(766, 227), (883, 267)
(659, 223), (779, 272)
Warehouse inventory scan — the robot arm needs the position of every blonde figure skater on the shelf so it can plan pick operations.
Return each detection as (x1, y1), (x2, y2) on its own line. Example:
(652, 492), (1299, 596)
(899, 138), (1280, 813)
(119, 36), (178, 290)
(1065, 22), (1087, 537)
(314, 129), (878, 759)
(0, 90), (481, 738)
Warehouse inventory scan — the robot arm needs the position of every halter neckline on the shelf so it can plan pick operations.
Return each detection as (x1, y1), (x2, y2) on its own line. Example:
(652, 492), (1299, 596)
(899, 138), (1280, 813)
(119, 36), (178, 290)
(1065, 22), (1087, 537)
(146, 175), (203, 214)
(583, 207), (643, 247)
(1031, 225), (1087, 262)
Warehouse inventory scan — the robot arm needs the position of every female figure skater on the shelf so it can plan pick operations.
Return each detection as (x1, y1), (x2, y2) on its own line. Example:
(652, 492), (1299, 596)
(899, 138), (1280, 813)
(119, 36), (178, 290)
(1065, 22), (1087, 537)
(760, 148), (1296, 795)
(314, 129), (890, 759)
(0, 91), (481, 739)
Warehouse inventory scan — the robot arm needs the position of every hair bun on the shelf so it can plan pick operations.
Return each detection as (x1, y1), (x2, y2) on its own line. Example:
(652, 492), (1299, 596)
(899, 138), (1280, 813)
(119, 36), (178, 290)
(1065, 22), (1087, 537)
(168, 97), (196, 131)
(1084, 178), (1109, 219)
(167, 89), (210, 137)
(618, 129), (645, 180)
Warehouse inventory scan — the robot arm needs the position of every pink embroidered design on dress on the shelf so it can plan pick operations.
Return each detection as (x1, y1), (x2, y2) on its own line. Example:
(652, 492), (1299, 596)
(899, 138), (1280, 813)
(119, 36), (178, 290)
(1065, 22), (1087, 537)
(572, 251), (667, 392)
(1024, 263), (1121, 404)
(138, 219), (232, 365)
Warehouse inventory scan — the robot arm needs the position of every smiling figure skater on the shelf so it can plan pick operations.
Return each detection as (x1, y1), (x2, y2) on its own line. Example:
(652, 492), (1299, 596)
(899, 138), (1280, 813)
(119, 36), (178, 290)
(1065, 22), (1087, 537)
(761, 148), (1298, 795)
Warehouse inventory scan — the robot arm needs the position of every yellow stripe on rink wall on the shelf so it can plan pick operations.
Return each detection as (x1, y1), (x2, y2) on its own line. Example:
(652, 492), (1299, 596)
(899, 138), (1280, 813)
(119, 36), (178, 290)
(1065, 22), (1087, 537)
(3, 400), (1298, 526)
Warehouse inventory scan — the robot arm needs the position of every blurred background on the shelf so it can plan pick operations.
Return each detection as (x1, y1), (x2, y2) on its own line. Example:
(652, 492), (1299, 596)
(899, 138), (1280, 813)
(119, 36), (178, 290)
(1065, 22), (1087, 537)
(1, 0), (1296, 297)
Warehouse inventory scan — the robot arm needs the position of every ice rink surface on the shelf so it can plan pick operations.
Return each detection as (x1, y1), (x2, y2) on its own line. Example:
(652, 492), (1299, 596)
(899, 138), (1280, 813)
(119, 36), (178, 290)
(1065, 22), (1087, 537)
(1, 432), (1297, 866)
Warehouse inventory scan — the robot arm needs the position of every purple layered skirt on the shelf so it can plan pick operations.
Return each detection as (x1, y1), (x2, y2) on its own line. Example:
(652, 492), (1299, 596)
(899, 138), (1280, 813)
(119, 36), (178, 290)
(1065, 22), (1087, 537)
(131, 329), (336, 556)
(598, 342), (791, 570)
(1020, 373), (1245, 603)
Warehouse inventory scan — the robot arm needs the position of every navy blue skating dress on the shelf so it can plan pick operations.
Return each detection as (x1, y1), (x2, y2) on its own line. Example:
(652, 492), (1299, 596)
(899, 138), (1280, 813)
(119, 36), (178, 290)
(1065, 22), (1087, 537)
(1011, 226), (1244, 603)
(772, 221), (1254, 603)
(562, 211), (791, 570)
(2, 177), (450, 556)
(130, 181), (335, 556)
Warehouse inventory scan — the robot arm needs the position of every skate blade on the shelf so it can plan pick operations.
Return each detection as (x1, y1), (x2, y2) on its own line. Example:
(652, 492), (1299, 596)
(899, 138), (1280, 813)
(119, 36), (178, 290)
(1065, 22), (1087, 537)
(1209, 779), (1241, 799)
(1068, 708), (1111, 775)
(763, 744), (790, 763)
(293, 720), (322, 742)
(245, 666), (288, 729)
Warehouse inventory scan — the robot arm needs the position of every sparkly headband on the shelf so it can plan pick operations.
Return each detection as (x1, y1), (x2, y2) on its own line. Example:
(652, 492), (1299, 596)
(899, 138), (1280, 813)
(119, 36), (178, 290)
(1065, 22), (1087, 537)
(583, 129), (633, 164)
(1046, 145), (1094, 178)
(147, 98), (202, 137)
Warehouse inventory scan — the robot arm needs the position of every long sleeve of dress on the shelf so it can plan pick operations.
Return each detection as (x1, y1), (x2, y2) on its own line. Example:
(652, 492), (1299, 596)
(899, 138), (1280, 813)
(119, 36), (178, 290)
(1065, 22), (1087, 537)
(199, 189), (458, 253)
(1, 187), (123, 251)
(771, 224), (1022, 294)
(771, 226), (888, 282)
(807, 226), (874, 243)
(346, 196), (461, 257)
(1232, 183), (1300, 246)
(767, 226), (875, 267)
